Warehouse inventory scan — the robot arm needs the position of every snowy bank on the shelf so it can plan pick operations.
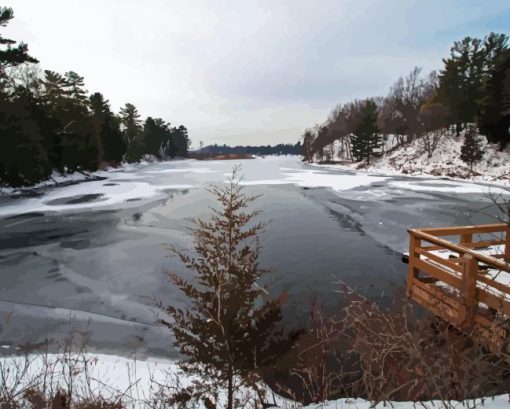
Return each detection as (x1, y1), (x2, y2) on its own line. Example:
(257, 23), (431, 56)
(316, 133), (510, 188)
(0, 160), (175, 197)
(0, 352), (508, 408)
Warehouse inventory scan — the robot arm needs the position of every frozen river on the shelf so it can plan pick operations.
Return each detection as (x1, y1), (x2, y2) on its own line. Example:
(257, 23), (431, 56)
(0, 156), (508, 357)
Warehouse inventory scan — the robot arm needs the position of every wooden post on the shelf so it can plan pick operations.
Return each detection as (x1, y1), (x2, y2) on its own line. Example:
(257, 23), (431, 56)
(461, 254), (478, 329)
(505, 225), (510, 263)
(407, 231), (420, 297)
(460, 232), (472, 246)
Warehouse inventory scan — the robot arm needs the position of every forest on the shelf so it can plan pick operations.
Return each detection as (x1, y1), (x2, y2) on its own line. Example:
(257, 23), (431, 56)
(197, 142), (303, 156)
(0, 6), (190, 188)
(301, 32), (510, 170)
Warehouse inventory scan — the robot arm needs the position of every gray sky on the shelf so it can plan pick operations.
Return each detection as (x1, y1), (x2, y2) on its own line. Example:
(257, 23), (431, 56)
(4, 0), (510, 147)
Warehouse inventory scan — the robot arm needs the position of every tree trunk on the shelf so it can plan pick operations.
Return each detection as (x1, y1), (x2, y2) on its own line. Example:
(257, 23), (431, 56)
(227, 365), (234, 409)
(92, 118), (104, 169)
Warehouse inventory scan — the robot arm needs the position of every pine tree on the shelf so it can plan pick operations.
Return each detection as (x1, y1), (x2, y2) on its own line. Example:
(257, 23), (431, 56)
(39, 70), (69, 171)
(460, 125), (484, 173)
(0, 92), (52, 186)
(172, 125), (190, 157)
(0, 7), (38, 78)
(41, 70), (97, 172)
(119, 103), (143, 161)
(351, 100), (380, 165)
(435, 38), (479, 133)
(157, 168), (300, 409)
(436, 34), (508, 134)
(64, 71), (88, 106)
(143, 117), (172, 159)
(479, 49), (510, 150)
(90, 92), (126, 164)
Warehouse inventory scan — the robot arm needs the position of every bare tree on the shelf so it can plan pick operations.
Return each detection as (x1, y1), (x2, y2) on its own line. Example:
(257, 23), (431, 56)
(301, 128), (315, 162)
(323, 143), (335, 163)
(378, 97), (408, 148)
(419, 102), (449, 157)
(386, 67), (439, 145)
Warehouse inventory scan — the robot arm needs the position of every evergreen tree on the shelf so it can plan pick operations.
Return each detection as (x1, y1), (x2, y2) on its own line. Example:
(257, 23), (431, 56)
(143, 117), (168, 158)
(157, 169), (300, 409)
(90, 92), (126, 164)
(119, 103), (143, 161)
(0, 7), (38, 78)
(436, 37), (483, 133)
(351, 100), (381, 164)
(172, 125), (190, 157)
(0, 91), (52, 186)
(482, 32), (509, 75)
(436, 33), (508, 134)
(39, 70), (68, 171)
(64, 71), (88, 105)
(42, 70), (97, 172)
(41, 70), (68, 106)
(0, 6), (191, 187)
(479, 49), (510, 150)
(460, 125), (484, 173)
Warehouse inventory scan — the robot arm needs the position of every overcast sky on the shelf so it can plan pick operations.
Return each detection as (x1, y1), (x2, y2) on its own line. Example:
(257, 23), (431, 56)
(4, 1), (510, 147)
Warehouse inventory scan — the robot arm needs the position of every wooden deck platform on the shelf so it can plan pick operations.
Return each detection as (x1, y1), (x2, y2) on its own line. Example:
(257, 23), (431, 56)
(406, 223), (510, 356)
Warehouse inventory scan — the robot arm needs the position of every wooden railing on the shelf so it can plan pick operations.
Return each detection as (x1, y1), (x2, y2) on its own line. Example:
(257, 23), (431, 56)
(407, 223), (510, 353)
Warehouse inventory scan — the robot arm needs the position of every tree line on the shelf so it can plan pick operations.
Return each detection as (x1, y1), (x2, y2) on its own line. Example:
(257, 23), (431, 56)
(197, 141), (302, 156)
(0, 6), (190, 188)
(301, 32), (510, 169)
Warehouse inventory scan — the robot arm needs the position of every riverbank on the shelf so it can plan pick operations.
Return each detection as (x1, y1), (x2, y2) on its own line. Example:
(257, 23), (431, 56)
(0, 163), (145, 198)
(0, 170), (105, 197)
(0, 351), (507, 408)
(0, 158), (192, 198)
(313, 133), (510, 188)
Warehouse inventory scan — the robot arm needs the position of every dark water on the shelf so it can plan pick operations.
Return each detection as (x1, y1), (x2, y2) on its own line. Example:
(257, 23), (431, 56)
(0, 157), (507, 357)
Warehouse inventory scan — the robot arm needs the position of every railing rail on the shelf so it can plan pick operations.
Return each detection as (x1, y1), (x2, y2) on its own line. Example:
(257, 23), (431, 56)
(408, 228), (510, 271)
(406, 223), (510, 352)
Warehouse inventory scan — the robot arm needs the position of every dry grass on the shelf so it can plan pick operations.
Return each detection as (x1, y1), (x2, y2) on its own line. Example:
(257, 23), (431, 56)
(265, 285), (510, 407)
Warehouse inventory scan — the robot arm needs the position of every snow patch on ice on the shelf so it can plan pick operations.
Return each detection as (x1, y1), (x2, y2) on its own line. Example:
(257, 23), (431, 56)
(239, 169), (387, 191)
(283, 169), (388, 191)
(388, 180), (510, 195)
(0, 180), (195, 218)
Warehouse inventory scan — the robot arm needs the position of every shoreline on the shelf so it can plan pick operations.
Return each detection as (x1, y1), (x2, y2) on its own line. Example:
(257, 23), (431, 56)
(0, 351), (507, 408)
(308, 161), (510, 189)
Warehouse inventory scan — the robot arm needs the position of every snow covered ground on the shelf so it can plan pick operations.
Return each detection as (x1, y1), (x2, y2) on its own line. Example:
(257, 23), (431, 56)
(0, 352), (508, 408)
(319, 132), (510, 187)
